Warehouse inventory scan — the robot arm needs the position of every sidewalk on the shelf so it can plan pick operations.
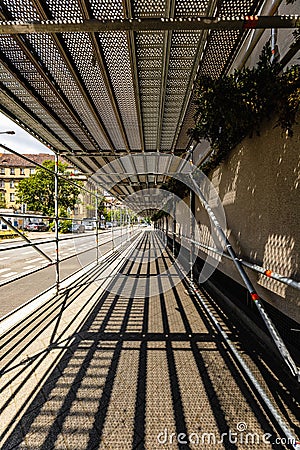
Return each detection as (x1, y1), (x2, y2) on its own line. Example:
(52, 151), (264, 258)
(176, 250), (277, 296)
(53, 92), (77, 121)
(0, 231), (293, 449)
(0, 231), (54, 244)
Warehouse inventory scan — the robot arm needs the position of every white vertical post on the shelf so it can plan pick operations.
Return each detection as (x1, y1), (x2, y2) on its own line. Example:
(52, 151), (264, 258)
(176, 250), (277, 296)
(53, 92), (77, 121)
(54, 153), (60, 294)
(95, 192), (99, 264)
(111, 204), (114, 250)
(172, 194), (175, 258)
(189, 189), (195, 283)
(120, 206), (123, 246)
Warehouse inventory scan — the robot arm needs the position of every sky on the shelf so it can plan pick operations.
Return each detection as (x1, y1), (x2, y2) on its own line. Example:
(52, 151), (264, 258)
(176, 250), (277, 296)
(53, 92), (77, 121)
(0, 112), (53, 155)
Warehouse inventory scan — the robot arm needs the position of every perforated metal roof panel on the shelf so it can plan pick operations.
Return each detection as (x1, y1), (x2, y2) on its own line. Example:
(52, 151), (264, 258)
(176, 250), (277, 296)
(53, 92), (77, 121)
(0, 0), (292, 196)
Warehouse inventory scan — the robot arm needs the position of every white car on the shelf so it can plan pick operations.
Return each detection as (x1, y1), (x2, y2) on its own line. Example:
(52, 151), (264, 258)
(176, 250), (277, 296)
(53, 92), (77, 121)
(83, 220), (96, 230)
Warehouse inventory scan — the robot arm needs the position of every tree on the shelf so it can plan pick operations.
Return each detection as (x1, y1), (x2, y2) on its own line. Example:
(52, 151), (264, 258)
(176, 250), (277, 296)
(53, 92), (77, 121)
(16, 160), (82, 216)
(0, 193), (6, 208)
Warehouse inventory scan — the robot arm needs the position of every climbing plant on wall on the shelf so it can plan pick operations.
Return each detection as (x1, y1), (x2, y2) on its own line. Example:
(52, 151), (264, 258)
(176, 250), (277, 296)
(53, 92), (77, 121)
(189, 43), (300, 175)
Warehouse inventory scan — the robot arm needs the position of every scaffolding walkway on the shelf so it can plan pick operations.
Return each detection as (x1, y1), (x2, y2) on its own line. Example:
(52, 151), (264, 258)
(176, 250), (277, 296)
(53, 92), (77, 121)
(0, 229), (299, 450)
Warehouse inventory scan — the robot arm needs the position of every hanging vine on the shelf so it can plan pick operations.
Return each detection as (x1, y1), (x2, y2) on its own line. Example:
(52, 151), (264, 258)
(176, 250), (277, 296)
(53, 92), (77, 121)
(188, 43), (300, 175)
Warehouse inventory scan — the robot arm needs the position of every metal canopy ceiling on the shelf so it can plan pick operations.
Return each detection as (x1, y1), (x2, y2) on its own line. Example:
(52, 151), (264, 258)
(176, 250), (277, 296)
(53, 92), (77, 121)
(0, 0), (297, 199)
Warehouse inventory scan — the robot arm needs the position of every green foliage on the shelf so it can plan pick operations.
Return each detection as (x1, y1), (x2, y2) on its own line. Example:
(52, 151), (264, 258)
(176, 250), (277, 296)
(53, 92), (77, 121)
(0, 193), (6, 208)
(159, 179), (189, 200)
(58, 219), (72, 233)
(16, 160), (82, 216)
(105, 207), (135, 224)
(151, 210), (167, 222)
(150, 179), (190, 221)
(189, 43), (300, 175)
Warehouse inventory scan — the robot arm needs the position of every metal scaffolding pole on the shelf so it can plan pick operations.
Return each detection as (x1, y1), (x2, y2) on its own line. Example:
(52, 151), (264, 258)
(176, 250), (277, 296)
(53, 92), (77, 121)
(95, 193), (99, 264)
(0, 143), (97, 197)
(189, 190), (195, 283)
(54, 153), (60, 294)
(111, 204), (115, 251)
(187, 237), (300, 291)
(172, 195), (176, 258)
(0, 16), (298, 34)
(120, 207), (123, 247)
(126, 208), (129, 242)
(188, 173), (299, 381)
(0, 216), (52, 263)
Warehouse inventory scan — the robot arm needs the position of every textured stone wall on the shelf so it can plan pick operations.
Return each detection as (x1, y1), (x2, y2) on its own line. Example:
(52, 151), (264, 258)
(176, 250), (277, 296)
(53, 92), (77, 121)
(193, 116), (300, 323)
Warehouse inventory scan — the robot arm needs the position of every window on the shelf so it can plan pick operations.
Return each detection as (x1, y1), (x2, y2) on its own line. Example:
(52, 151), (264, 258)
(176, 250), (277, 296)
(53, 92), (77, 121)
(0, 168), (5, 175)
(10, 180), (15, 188)
(10, 167), (15, 175)
(20, 168), (25, 175)
(10, 193), (15, 202)
(0, 180), (4, 188)
(30, 168), (35, 175)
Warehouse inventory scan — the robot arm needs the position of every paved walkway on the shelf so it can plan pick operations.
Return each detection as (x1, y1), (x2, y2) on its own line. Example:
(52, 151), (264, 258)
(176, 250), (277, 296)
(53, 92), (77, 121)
(0, 231), (298, 449)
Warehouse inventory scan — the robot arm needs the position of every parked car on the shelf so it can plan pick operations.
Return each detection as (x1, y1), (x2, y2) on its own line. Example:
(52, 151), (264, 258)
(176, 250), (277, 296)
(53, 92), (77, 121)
(51, 221), (85, 233)
(25, 221), (49, 232)
(69, 222), (85, 233)
(82, 219), (96, 230)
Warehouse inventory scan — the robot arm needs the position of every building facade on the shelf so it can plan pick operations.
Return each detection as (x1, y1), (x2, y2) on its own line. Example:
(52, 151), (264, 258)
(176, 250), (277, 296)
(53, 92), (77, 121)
(0, 153), (86, 216)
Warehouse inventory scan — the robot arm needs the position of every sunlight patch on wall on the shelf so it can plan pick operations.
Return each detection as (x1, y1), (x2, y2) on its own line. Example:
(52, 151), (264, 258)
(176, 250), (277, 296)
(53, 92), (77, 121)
(258, 234), (295, 297)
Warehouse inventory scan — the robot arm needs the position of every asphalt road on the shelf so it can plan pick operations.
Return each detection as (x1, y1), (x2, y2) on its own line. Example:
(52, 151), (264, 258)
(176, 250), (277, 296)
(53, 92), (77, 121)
(0, 227), (132, 318)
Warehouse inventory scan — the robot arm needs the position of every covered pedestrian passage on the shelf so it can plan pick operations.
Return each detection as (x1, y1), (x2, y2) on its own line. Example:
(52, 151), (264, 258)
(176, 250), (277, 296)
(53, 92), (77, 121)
(0, 0), (300, 449)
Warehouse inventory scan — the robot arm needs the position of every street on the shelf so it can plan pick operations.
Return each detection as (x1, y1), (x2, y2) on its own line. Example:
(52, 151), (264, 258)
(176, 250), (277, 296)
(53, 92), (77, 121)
(0, 231), (97, 278)
(0, 227), (133, 317)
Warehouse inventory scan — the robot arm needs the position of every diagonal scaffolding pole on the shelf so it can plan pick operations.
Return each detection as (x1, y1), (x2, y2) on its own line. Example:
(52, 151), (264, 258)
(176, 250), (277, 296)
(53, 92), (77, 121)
(188, 174), (300, 381)
(0, 216), (52, 263)
(187, 237), (300, 290)
(0, 143), (97, 197)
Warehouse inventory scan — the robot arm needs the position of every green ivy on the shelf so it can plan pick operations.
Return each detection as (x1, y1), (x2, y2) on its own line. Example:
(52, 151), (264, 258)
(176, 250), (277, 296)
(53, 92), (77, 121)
(150, 179), (190, 221)
(161, 179), (189, 199)
(189, 43), (300, 175)
(151, 209), (167, 221)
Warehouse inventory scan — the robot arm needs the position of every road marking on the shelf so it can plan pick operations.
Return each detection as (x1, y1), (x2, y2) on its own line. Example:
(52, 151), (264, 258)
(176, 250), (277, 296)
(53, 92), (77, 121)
(1, 271), (18, 277)
(20, 249), (35, 254)
(0, 268), (10, 273)
(0, 230), (141, 335)
(27, 257), (44, 262)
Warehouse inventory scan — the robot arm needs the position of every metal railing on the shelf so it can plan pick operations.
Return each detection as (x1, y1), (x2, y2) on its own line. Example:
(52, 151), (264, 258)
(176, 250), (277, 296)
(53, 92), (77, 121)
(181, 235), (300, 291)
(0, 144), (134, 298)
(159, 181), (300, 381)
